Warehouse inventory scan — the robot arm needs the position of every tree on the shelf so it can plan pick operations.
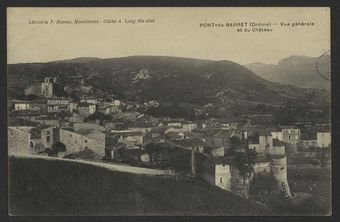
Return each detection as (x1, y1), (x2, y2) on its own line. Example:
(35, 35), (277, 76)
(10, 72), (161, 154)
(230, 136), (242, 150)
(85, 112), (112, 123)
(234, 149), (258, 177)
(145, 143), (170, 168)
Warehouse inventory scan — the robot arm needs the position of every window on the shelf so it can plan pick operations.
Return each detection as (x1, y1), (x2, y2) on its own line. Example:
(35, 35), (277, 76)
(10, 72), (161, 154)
(46, 131), (50, 135)
(46, 136), (50, 143)
(85, 140), (87, 143)
(220, 177), (223, 183)
(70, 134), (72, 138)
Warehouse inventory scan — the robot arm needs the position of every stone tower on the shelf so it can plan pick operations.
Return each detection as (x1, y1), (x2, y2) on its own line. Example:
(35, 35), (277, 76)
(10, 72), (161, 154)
(271, 156), (292, 198)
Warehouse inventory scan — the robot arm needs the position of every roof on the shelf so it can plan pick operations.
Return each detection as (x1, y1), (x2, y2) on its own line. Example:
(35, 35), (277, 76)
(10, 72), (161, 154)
(11, 100), (37, 104)
(8, 118), (39, 127)
(273, 139), (286, 147)
(76, 128), (103, 136)
(32, 125), (53, 131)
(258, 130), (272, 137)
(170, 138), (205, 147)
(213, 156), (234, 165)
(78, 102), (95, 107)
(300, 133), (317, 140)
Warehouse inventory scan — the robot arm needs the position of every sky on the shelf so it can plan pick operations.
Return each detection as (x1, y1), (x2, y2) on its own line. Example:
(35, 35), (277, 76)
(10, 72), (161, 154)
(7, 7), (330, 65)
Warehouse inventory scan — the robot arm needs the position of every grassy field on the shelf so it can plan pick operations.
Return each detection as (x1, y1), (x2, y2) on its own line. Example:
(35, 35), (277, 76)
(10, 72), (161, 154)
(8, 156), (269, 216)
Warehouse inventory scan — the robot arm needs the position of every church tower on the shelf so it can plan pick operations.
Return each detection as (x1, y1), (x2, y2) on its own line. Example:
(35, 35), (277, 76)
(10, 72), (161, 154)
(41, 77), (54, 97)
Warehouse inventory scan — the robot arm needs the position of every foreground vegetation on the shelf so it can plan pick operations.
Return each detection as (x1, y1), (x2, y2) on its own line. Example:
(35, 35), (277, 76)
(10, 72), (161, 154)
(9, 157), (268, 216)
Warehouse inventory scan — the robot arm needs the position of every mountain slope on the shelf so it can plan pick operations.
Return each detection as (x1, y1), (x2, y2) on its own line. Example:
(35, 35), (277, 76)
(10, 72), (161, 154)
(9, 157), (269, 215)
(8, 56), (329, 107)
(245, 55), (330, 90)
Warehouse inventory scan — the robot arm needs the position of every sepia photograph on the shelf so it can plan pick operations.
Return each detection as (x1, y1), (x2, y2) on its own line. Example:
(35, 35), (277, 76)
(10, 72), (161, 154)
(6, 7), (331, 216)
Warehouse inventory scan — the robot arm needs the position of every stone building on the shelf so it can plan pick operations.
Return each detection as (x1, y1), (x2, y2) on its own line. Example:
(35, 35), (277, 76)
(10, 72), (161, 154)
(196, 153), (291, 199)
(59, 128), (105, 158)
(30, 125), (57, 149)
(317, 131), (331, 148)
(281, 127), (300, 144)
(248, 131), (286, 155)
(77, 103), (96, 117)
(8, 126), (32, 154)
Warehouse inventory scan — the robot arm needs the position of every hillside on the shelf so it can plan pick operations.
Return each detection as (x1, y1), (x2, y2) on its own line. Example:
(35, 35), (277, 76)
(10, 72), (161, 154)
(246, 55), (330, 90)
(8, 157), (269, 216)
(8, 56), (329, 106)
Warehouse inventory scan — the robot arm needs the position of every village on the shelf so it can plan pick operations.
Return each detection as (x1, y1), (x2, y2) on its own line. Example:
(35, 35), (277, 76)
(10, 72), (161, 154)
(8, 76), (331, 200)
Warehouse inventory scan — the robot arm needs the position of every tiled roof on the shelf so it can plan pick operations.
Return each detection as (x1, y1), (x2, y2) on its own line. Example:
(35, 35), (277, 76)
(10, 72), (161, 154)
(8, 118), (39, 127)
(170, 138), (205, 147)
(273, 139), (286, 147)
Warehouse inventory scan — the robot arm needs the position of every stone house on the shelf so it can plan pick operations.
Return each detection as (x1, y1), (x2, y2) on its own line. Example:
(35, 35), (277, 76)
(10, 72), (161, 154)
(77, 103), (96, 117)
(30, 125), (58, 152)
(47, 104), (69, 113)
(12, 100), (46, 112)
(8, 126), (32, 154)
(59, 128), (105, 158)
(317, 131), (331, 148)
(165, 138), (205, 153)
(205, 129), (232, 152)
(248, 131), (286, 155)
(114, 131), (144, 147)
(68, 112), (85, 123)
(68, 102), (79, 113)
(281, 127), (300, 144)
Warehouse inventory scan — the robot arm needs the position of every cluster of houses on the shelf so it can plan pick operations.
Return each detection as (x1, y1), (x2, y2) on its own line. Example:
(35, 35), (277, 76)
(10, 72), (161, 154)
(8, 77), (332, 199)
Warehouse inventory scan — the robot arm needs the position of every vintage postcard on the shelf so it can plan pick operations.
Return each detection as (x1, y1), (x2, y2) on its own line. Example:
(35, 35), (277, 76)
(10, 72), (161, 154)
(7, 7), (331, 216)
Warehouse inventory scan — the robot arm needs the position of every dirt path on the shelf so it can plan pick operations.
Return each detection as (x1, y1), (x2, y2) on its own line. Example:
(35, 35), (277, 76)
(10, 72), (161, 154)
(9, 153), (175, 176)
